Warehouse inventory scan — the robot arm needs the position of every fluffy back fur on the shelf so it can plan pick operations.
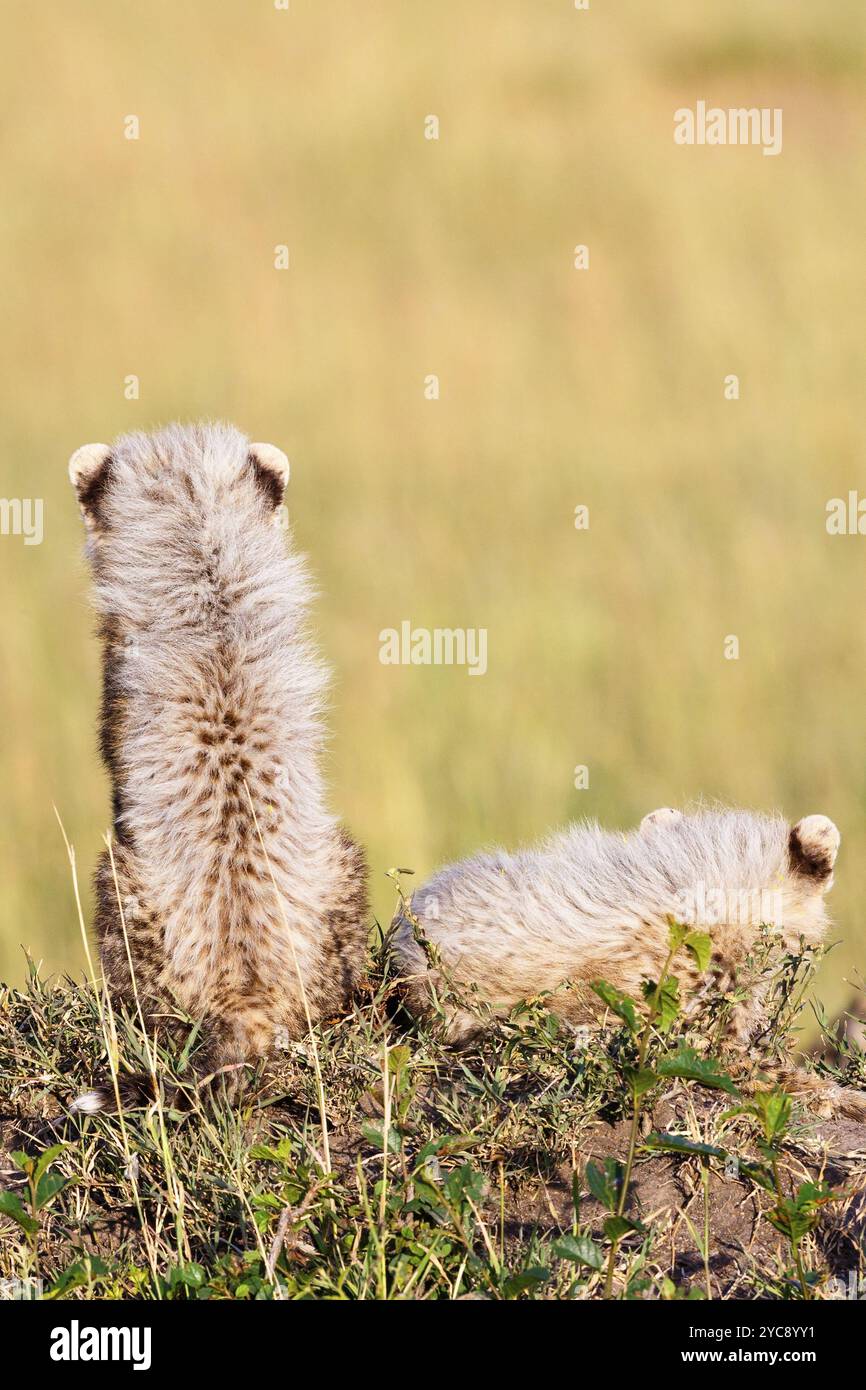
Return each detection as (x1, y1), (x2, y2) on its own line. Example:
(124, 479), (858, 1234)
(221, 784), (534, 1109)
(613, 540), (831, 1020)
(392, 806), (863, 1117)
(69, 422), (368, 1092)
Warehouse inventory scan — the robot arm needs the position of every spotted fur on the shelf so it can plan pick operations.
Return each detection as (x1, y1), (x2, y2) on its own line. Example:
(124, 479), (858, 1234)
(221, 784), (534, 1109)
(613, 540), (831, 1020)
(393, 807), (865, 1118)
(70, 422), (368, 1101)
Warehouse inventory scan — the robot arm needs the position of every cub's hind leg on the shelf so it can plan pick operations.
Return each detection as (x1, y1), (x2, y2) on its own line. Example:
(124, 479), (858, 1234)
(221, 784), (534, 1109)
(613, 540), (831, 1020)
(93, 845), (166, 1014)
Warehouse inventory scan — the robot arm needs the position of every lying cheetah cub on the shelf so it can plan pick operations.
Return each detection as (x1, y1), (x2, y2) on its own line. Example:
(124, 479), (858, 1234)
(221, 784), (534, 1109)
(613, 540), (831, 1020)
(68, 423), (368, 1109)
(393, 808), (865, 1117)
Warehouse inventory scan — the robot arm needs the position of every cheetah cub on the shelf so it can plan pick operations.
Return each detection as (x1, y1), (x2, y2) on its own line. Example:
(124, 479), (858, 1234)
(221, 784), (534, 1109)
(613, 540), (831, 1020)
(393, 808), (866, 1118)
(68, 423), (367, 1109)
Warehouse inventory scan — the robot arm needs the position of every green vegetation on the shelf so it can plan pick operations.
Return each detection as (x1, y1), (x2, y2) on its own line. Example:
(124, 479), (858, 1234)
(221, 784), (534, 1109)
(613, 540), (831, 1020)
(1, 928), (864, 1301)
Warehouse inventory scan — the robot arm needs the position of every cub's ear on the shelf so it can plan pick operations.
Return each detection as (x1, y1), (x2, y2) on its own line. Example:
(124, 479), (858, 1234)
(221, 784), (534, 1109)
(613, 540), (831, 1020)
(640, 808), (683, 833)
(788, 815), (840, 889)
(248, 442), (289, 509)
(68, 443), (112, 527)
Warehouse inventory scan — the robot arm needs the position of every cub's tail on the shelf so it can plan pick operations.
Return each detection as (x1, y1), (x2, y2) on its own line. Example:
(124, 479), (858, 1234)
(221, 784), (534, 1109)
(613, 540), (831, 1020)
(69, 1072), (168, 1117)
(69, 1055), (251, 1119)
(21, 1073), (177, 1152)
(746, 1062), (866, 1123)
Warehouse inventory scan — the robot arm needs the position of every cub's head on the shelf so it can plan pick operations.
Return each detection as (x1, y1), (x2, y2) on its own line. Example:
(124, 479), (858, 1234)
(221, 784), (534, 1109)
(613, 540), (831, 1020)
(68, 423), (289, 544)
(639, 806), (840, 948)
(68, 423), (295, 639)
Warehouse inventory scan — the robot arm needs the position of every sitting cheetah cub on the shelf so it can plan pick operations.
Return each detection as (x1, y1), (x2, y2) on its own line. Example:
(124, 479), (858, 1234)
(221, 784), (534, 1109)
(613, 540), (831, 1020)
(393, 808), (866, 1118)
(68, 423), (368, 1109)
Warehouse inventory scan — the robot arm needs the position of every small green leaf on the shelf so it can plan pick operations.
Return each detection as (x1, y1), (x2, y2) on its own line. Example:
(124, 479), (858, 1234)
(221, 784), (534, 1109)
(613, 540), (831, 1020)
(361, 1122), (401, 1154)
(657, 1045), (739, 1094)
(502, 1267), (549, 1296)
(32, 1144), (66, 1188)
(766, 1200), (819, 1243)
(750, 1088), (792, 1142)
(643, 1132), (726, 1159)
(387, 1045), (412, 1074)
(625, 1275), (653, 1299)
(792, 1180), (838, 1212)
(248, 1143), (285, 1162)
(624, 1067), (658, 1100)
(642, 975), (681, 1032)
(586, 1158), (623, 1212)
(667, 919), (689, 952)
(684, 932), (712, 974)
(0, 1191), (39, 1236)
(35, 1172), (69, 1208)
(718, 1103), (748, 1123)
(44, 1255), (110, 1300)
(416, 1138), (450, 1164)
(443, 1163), (486, 1206)
(736, 1159), (776, 1193)
(170, 1261), (206, 1288)
(590, 980), (638, 1033)
(603, 1214), (645, 1241)
(553, 1233), (604, 1270)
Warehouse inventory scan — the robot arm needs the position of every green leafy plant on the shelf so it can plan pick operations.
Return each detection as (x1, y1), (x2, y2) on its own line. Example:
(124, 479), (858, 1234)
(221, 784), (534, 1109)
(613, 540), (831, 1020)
(0, 945), (861, 1302)
(647, 1085), (852, 1300)
(589, 919), (731, 1298)
(721, 1088), (843, 1299)
(0, 1145), (71, 1279)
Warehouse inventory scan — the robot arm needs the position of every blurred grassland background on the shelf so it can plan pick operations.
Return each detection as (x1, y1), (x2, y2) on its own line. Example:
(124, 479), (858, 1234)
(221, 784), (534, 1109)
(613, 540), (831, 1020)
(1, 0), (866, 1036)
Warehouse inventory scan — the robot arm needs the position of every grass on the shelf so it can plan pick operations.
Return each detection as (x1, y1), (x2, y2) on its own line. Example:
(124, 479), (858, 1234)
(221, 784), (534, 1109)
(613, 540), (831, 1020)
(2, 926), (865, 1301)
